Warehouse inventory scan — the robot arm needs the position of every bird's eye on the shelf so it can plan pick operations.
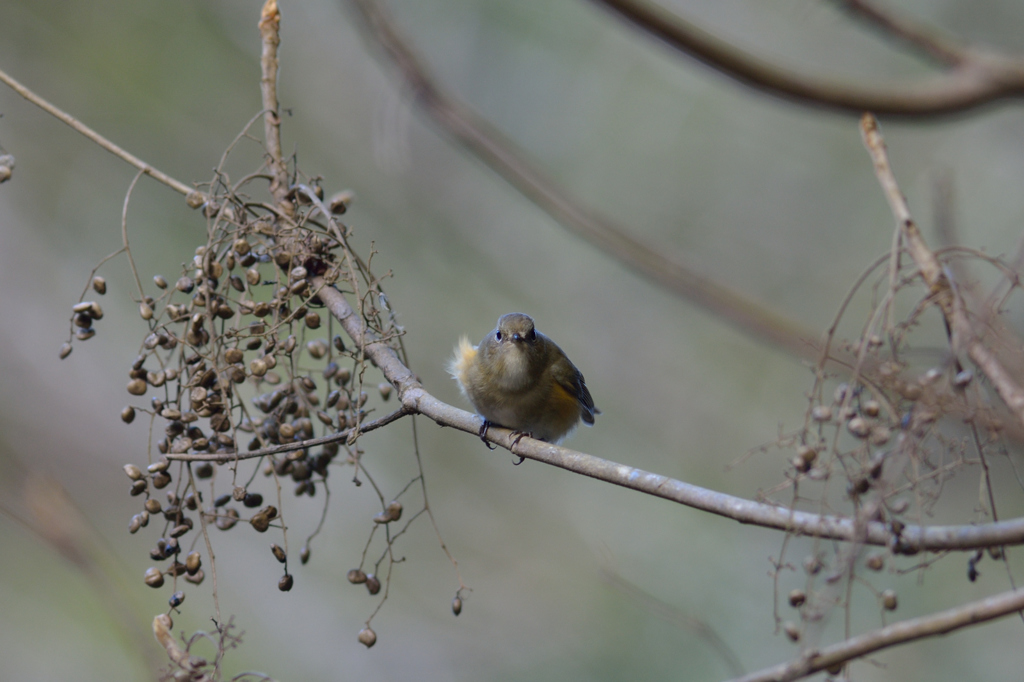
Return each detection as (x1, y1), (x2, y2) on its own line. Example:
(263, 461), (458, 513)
(526, 328), (536, 342)
(495, 330), (502, 341)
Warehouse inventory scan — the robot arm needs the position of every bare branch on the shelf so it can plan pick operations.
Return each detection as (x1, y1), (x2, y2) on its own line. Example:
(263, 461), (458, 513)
(344, 0), (819, 360)
(592, 0), (1024, 116)
(0, 66), (204, 201)
(860, 113), (1024, 425)
(729, 587), (1024, 682)
(312, 275), (1024, 552)
(165, 407), (410, 463)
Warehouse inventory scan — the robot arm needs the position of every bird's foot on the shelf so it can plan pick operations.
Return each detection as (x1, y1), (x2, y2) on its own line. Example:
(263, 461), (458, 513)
(478, 419), (496, 450)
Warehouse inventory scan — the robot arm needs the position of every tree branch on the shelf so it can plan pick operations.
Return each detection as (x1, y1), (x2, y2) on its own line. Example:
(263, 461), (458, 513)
(311, 275), (1024, 552)
(729, 587), (1024, 682)
(860, 113), (1024, 425)
(343, 0), (819, 361)
(592, 0), (1024, 116)
(0, 66), (204, 202)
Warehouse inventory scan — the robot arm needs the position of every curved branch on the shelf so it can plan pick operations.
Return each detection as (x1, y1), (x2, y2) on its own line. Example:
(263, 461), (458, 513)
(343, 0), (819, 361)
(312, 275), (1024, 552)
(592, 0), (1024, 116)
(729, 587), (1024, 682)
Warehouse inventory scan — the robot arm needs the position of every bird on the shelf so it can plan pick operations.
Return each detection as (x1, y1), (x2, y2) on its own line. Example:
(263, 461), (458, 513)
(449, 313), (599, 445)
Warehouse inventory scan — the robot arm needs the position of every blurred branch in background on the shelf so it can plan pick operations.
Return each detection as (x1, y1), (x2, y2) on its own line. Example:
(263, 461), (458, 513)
(344, 0), (820, 361)
(594, 0), (1024, 116)
(731, 586), (1024, 682)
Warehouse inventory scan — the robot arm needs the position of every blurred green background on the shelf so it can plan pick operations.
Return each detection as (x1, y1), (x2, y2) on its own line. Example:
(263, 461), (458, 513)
(3, 0), (1024, 680)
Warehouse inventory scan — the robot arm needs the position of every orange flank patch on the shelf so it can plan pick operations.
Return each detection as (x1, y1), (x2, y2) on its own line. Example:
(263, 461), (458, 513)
(548, 381), (582, 423)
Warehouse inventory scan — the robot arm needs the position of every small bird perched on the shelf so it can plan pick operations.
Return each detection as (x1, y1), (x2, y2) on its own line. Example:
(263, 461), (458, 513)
(449, 313), (599, 444)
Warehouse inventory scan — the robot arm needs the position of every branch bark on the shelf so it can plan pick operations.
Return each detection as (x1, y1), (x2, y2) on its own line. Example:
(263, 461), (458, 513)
(729, 587), (1024, 682)
(311, 275), (1024, 553)
(593, 0), (1024, 116)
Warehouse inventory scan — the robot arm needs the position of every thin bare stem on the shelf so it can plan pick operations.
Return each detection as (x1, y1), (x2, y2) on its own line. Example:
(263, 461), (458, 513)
(0, 65), (203, 200)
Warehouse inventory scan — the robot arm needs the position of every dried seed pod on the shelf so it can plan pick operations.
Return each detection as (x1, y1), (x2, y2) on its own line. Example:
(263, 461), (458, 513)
(788, 589), (806, 607)
(139, 302), (154, 320)
(347, 568), (367, 584)
(263, 354), (277, 370)
(279, 574), (294, 591)
(373, 511), (391, 525)
(130, 479), (148, 496)
(152, 471), (172, 489)
(145, 498), (162, 514)
(92, 276), (107, 294)
(847, 417), (870, 439)
(271, 544), (287, 563)
(250, 358), (268, 377)
(881, 589), (898, 610)
(144, 567), (165, 588)
(378, 383), (393, 401)
(306, 339), (327, 359)
(75, 327), (95, 341)
(358, 391), (369, 407)
(229, 274), (246, 292)
(124, 464), (144, 481)
(72, 301), (93, 314)
(59, 343), (73, 359)
(160, 406), (181, 420)
(246, 268), (260, 287)
(278, 423), (296, 439)
(365, 574), (381, 595)
(169, 591), (185, 608)
(74, 312), (93, 328)
(862, 400), (880, 418)
(290, 266), (308, 281)
(148, 459), (170, 473)
(184, 569), (205, 585)
(263, 505), (278, 520)
(811, 406), (832, 422)
(215, 508), (239, 530)
(783, 621), (801, 642)
(154, 275), (168, 289)
(186, 551), (201, 574)
(865, 553), (885, 571)
(232, 237), (251, 256)
(250, 512), (270, 532)
(170, 523), (190, 538)
(386, 501), (402, 521)
(305, 312), (321, 329)
(243, 492), (263, 508)
(336, 367), (352, 385)
(127, 378), (147, 395)
(129, 513), (144, 534)
(300, 546), (311, 564)
(953, 370), (974, 388)
(253, 302), (271, 317)
(357, 627), (376, 649)
(452, 596), (462, 616)
(329, 190), (353, 215)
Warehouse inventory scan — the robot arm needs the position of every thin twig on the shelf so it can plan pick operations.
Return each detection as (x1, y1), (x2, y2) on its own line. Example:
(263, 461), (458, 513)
(860, 113), (1024, 425)
(0, 65), (203, 201)
(164, 407), (410, 463)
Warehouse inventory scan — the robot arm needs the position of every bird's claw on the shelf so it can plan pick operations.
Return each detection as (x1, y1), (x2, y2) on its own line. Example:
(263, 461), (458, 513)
(478, 419), (496, 450)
